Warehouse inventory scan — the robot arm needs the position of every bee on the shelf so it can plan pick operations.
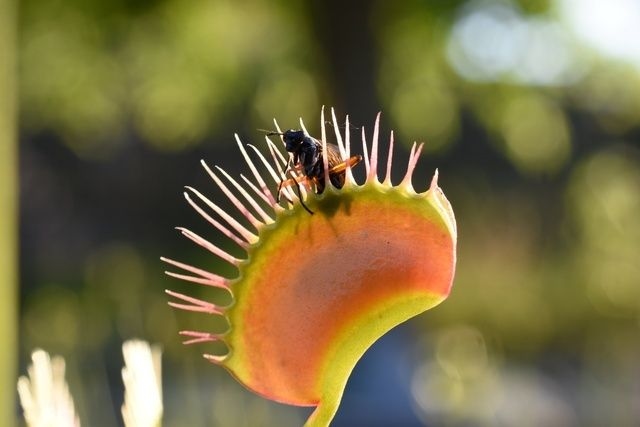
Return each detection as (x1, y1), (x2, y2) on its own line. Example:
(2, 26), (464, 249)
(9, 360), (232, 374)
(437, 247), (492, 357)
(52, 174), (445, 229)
(267, 129), (362, 214)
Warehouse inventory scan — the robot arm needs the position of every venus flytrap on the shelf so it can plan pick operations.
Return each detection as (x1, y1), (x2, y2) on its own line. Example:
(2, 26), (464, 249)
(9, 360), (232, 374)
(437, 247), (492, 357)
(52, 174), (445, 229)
(164, 108), (457, 426)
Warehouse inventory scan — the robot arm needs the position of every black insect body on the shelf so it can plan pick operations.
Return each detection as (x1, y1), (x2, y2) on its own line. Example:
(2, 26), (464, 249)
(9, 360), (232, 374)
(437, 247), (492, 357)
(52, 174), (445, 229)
(269, 129), (362, 214)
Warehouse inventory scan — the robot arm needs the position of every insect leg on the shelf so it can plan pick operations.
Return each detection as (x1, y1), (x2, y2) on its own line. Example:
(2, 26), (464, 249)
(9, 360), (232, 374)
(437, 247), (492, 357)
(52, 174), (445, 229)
(276, 159), (303, 201)
(276, 178), (295, 205)
(287, 170), (313, 215)
(277, 171), (314, 215)
(276, 177), (287, 203)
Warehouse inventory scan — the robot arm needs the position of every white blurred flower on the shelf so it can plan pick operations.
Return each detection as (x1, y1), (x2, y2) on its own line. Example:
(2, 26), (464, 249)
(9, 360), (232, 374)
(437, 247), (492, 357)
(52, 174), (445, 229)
(17, 349), (80, 427)
(121, 340), (163, 427)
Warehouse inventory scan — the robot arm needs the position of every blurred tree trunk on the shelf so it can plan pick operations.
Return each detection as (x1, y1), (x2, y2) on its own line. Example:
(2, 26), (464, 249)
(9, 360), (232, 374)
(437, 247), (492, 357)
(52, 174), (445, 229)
(0, 0), (17, 424)
(309, 0), (379, 123)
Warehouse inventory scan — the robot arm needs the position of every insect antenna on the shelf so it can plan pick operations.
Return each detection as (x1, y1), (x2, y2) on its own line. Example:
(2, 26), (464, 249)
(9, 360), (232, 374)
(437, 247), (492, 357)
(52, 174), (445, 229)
(257, 128), (283, 137)
(324, 121), (360, 132)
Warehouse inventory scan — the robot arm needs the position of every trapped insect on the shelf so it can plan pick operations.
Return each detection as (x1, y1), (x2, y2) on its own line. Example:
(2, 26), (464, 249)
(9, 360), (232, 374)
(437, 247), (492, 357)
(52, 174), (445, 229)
(267, 129), (362, 214)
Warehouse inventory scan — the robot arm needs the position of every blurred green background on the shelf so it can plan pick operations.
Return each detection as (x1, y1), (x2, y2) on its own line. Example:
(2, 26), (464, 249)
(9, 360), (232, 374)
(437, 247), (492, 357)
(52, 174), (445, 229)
(13, 0), (640, 425)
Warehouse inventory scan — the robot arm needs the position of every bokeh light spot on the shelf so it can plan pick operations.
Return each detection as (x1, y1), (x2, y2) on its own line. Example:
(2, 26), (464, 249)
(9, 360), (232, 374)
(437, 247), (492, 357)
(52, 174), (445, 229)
(499, 93), (571, 174)
(559, 0), (640, 69)
(435, 325), (489, 379)
(390, 78), (459, 152)
(566, 147), (640, 314)
(447, 1), (580, 86)
(23, 286), (81, 352)
(253, 67), (319, 127)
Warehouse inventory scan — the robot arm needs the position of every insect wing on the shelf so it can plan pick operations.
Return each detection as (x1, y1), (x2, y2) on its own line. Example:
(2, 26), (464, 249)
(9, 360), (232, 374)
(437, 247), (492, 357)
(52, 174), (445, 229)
(324, 143), (344, 168)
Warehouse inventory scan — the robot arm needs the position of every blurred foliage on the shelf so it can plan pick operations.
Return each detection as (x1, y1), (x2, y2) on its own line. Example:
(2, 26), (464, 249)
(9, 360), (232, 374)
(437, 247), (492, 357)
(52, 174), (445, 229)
(18, 0), (640, 425)
(20, 0), (322, 156)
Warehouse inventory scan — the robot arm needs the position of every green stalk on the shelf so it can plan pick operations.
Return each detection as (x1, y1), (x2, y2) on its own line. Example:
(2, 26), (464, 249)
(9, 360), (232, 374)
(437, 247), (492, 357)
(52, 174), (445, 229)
(0, 0), (17, 424)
